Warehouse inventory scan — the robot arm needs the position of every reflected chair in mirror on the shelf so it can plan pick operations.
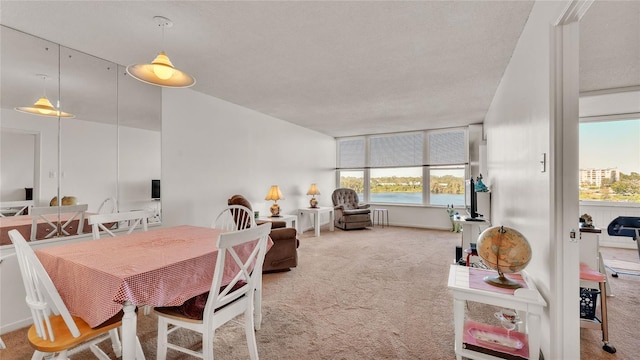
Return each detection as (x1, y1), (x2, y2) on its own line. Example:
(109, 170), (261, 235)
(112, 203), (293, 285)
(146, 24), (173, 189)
(228, 194), (299, 272)
(212, 205), (256, 231)
(30, 204), (89, 240)
(96, 197), (118, 214)
(0, 200), (33, 217)
(154, 223), (272, 360)
(331, 188), (372, 230)
(8, 229), (145, 360)
(87, 210), (151, 240)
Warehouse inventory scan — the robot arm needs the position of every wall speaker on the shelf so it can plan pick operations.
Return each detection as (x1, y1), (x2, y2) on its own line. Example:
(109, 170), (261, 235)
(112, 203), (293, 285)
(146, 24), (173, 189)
(151, 179), (160, 199)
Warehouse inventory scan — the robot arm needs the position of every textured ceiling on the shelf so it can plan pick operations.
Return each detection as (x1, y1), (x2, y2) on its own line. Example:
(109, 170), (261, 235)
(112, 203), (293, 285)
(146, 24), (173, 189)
(1, 1), (637, 137)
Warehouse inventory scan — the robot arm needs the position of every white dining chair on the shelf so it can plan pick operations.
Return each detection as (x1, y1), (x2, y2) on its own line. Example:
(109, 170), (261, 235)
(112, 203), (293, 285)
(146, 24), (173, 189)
(8, 229), (145, 360)
(212, 204), (267, 330)
(87, 210), (152, 239)
(212, 205), (256, 231)
(96, 197), (117, 214)
(155, 222), (272, 360)
(30, 204), (88, 240)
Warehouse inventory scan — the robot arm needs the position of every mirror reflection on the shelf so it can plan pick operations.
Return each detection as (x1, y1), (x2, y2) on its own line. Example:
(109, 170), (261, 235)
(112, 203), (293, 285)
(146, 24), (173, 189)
(0, 25), (162, 246)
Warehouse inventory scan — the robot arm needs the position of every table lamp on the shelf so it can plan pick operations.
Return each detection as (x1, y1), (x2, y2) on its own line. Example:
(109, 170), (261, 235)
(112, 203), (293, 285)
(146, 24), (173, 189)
(307, 183), (321, 208)
(265, 185), (284, 217)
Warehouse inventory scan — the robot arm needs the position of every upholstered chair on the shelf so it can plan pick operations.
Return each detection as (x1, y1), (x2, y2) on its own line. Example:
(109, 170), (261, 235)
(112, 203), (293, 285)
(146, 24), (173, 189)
(331, 188), (372, 230)
(228, 195), (299, 272)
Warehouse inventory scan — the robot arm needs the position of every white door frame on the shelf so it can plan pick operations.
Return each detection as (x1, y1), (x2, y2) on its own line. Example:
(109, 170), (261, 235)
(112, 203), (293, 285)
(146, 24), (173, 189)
(551, 1), (594, 359)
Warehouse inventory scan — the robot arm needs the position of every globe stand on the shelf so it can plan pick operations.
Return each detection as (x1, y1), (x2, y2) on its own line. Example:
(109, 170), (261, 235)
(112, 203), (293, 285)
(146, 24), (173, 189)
(484, 270), (523, 289)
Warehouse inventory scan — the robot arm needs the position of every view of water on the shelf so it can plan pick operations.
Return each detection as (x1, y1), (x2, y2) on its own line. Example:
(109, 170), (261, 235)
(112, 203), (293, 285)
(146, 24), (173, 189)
(368, 192), (464, 206)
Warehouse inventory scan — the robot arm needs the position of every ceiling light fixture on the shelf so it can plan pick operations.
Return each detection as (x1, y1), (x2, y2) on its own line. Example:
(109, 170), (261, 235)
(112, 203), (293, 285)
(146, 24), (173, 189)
(126, 16), (196, 88)
(15, 74), (75, 118)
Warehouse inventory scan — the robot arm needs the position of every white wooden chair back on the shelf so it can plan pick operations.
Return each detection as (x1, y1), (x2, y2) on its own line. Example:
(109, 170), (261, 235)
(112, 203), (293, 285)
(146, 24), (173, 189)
(8, 229), (81, 342)
(0, 200), (33, 217)
(88, 210), (152, 239)
(212, 205), (256, 231)
(97, 197), (118, 214)
(30, 204), (88, 240)
(203, 222), (271, 323)
(155, 222), (271, 360)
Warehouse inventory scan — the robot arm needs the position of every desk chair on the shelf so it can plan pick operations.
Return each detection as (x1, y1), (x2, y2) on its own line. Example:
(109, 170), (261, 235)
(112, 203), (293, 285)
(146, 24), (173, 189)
(9, 229), (144, 360)
(606, 216), (640, 277)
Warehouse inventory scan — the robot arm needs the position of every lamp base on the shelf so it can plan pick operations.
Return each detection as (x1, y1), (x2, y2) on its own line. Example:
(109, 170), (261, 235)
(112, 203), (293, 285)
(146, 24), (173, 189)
(270, 203), (281, 217)
(309, 197), (318, 208)
(483, 273), (523, 289)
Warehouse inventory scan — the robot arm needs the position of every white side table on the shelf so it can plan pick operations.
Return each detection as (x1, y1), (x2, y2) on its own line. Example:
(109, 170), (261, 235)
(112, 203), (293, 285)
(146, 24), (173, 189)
(257, 214), (297, 232)
(448, 265), (547, 360)
(453, 216), (491, 251)
(297, 207), (335, 237)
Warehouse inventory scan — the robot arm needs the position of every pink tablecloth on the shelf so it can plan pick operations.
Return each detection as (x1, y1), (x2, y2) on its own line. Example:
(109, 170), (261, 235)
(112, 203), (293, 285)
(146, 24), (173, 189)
(36, 225), (262, 328)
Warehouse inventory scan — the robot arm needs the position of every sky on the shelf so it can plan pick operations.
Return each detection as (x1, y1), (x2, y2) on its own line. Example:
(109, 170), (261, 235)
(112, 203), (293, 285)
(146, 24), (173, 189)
(580, 119), (640, 174)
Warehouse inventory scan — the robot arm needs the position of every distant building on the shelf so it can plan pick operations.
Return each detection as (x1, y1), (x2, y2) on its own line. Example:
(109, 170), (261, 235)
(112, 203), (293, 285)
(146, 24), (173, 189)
(579, 168), (620, 187)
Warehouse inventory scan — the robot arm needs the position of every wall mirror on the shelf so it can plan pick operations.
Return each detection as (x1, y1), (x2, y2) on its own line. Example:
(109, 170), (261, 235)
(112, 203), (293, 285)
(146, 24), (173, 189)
(0, 25), (161, 246)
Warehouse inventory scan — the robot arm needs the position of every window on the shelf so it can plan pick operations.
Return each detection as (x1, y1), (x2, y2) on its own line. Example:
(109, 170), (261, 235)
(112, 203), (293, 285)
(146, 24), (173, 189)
(579, 118), (640, 203)
(336, 128), (468, 205)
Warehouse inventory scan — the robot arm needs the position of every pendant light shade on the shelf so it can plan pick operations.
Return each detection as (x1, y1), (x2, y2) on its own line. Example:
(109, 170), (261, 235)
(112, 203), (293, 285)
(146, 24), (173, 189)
(15, 75), (75, 118)
(126, 16), (196, 88)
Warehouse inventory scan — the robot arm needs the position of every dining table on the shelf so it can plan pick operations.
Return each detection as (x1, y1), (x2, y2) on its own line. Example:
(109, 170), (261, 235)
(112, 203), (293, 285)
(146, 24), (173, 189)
(35, 224), (266, 360)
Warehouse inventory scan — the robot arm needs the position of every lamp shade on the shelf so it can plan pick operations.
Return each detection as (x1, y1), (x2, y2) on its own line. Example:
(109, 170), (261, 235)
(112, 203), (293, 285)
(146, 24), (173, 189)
(15, 96), (75, 118)
(265, 186), (284, 201)
(126, 51), (196, 88)
(306, 184), (321, 196)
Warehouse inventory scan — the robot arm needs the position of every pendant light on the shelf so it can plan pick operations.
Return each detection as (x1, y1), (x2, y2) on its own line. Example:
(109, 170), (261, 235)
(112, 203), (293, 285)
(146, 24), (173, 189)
(15, 74), (75, 118)
(126, 16), (196, 88)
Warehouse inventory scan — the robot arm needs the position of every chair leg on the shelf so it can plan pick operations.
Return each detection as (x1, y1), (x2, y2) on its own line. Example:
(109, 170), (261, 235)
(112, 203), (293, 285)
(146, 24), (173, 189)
(157, 317), (168, 360)
(31, 351), (47, 360)
(202, 330), (215, 360)
(254, 280), (262, 331)
(135, 336), (147, 360)
(599, 281), (616, 353)
(109, 328), (122, 358)
(245, 306), (259, 360)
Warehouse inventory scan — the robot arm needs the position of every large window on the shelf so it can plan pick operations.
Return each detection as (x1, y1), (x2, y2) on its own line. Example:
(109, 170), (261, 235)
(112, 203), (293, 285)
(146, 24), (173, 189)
(337, 128), (468, 205)
(579, 118), (640, 203)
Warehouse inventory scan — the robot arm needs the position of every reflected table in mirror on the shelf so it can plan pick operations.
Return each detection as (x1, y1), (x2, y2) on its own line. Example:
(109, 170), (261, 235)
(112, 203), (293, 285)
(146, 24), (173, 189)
(0, 211), (96, 246)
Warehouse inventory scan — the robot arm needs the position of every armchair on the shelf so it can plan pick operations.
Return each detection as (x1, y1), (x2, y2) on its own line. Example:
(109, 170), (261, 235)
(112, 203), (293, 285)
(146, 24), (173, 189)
(331, 188), (372, 230)
(228, 195), (299, 272)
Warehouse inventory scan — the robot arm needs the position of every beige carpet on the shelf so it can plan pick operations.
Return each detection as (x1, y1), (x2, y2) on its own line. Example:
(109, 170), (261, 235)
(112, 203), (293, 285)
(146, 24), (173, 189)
(1, 226), (639, 359)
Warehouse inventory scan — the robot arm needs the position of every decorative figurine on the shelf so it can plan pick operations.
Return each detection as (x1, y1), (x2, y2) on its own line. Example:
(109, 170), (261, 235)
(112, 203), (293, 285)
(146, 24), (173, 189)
(447, 204), (462, 233)
(580, 213), (594, 228)
(475, 174), (489, 192)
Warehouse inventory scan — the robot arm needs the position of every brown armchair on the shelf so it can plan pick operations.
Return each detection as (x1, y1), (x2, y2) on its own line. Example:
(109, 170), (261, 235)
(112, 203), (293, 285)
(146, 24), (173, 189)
(227, 195), (299, 272)
(331, 188), (372, 230)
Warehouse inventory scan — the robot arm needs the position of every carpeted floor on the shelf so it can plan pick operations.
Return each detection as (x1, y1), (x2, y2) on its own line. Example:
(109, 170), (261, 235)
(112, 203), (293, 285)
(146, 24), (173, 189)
(1, 226), (638, 359)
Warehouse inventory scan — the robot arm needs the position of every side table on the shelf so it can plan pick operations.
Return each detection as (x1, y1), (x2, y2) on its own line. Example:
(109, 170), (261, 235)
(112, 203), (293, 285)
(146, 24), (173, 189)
(447, 265), (547, 360)
(257, 214), (297, 232)
(297, 207), (334, 237)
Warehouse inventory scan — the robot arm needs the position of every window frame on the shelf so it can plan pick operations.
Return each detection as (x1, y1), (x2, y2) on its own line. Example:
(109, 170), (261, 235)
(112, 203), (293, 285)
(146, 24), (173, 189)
(336, 127), (469, 206)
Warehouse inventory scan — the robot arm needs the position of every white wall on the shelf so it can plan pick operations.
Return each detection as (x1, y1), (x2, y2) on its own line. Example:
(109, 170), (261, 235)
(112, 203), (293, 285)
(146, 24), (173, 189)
(162, 89), (336, 228)
(0, 130), (35, 201)
(483, 1), (571, 358)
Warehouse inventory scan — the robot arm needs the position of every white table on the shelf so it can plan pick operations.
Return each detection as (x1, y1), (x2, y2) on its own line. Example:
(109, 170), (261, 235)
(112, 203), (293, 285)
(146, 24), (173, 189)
(453, 216), (491, 251)
(258, 214), (297, 232)
(298, 207), (335, 237)
(448, 265), (547, 360)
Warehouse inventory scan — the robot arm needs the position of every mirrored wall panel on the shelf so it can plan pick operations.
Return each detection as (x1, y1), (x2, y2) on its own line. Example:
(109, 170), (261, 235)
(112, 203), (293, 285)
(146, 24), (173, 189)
(0, 25), (162, 246)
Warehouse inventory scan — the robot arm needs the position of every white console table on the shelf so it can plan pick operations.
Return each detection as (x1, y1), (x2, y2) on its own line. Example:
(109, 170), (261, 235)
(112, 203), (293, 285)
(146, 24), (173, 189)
(453, 216), (492, 251)
(448, 265), (547, 360)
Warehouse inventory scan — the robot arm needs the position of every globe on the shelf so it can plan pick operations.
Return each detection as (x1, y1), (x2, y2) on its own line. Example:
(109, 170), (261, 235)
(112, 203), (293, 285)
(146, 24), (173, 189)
(476, 225), (532, 289)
